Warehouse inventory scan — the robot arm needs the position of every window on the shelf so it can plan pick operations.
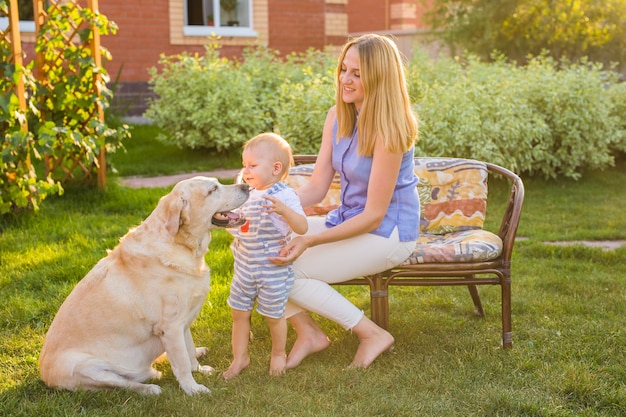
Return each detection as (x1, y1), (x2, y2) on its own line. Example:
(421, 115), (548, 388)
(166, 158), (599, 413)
(0, 0), (38, 32)
(185, 0), (255, 37)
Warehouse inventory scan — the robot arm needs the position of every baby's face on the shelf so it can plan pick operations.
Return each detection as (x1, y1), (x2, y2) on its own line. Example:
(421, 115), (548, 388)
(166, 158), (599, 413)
(241, 144), (281, 190)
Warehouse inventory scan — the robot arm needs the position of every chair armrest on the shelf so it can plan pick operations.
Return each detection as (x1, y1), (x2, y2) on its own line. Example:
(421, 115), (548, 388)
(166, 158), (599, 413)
(485, 162), (525, 262)
(294, 155), (318, 165)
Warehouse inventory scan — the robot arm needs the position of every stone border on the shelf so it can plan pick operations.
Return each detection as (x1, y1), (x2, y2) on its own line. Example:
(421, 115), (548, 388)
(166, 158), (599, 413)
(543, 240), (626, 251)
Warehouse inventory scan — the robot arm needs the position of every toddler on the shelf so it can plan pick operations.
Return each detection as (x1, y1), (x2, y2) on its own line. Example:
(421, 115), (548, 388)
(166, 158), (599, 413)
(223, 133), (308, 379)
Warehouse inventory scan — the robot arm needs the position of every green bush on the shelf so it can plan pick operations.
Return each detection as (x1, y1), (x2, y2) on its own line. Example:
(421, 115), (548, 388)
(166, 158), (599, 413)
(608, 81), (626, 154)
(147, 43), (624, 180)
(146, 44), (337, 153)
(1, 1), (126, 214)
(145, 42), (268, 152)
(274, 61), (335, 154)
(412, 52), (624, 179)
(0, 50), (60, 214)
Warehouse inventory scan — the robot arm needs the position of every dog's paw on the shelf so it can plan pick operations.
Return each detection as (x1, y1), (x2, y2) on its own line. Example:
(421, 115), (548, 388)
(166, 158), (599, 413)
(183, 383), (211, 396)
(196, 364), (215, 375)
(195, 347), (209, 358)
(138, 383), (163, 395)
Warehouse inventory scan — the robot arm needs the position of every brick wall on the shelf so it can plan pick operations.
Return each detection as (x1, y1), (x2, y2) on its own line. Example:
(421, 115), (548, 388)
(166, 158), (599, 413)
(268, 0), (326, 54)
(347, 0), (387, 33)
(99, 0), (244, 83)
(13, 0), (430, 116)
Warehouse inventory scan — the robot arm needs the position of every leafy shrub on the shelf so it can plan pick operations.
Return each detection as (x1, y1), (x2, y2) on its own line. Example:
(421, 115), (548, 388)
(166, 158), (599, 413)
(607, 81), (626, 154)
(29, 3), (129, 183)
(1, 1), (128, 214)
(0, 34), (61, 214)
(412, 52), (624, 179)
(146, 42), (268, 152)
(147, 41), (624, 180)
(147, 43), (338, 153)
(237, 45), (293, 134)
(274, 60), (335, 154)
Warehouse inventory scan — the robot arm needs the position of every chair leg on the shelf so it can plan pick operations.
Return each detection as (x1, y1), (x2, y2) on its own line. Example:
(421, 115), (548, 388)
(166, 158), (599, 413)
(466, 275), (485, 316)
(501, 273), (513, 348)
(367, 274), (390, 330)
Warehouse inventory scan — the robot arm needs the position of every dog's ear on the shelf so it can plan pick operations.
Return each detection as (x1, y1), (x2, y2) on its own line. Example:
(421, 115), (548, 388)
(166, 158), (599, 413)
(164, 195), (187, 236)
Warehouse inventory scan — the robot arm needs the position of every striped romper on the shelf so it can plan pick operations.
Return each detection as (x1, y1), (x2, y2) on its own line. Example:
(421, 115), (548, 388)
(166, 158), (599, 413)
(227, 182), (304, 319)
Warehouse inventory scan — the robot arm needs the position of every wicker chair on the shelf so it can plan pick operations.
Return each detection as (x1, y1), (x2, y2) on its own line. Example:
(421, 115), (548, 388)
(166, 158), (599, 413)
(288, 155), (525, 348)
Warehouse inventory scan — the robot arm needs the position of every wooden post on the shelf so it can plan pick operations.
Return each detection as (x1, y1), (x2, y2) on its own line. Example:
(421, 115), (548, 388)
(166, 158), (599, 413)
(88, 0), (106, 190)
(7, 0), (32, 169)
(33, 0), (44, 77)
(8, 0), (27, 129)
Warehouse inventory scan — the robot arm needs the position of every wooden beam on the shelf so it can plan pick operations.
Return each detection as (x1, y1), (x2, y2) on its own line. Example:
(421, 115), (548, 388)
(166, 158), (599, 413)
(87, 0), (106, 190)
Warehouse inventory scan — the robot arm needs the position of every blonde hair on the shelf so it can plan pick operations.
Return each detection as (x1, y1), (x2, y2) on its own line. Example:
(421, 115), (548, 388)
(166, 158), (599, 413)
(335, 33), (418, 156)
(243, 133), (294, 181)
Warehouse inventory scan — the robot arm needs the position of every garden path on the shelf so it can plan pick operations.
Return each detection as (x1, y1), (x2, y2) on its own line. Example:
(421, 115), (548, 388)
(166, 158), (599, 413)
(119, 169), (240, 189)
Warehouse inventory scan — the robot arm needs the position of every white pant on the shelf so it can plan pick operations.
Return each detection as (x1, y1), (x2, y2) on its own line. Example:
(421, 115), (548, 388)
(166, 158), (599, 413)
(285, 216), (416, 330)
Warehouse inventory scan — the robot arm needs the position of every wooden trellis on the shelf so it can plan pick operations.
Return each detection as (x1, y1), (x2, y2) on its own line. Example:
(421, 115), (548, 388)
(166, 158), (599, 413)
(1, 0), (27, 131)
(2, 0), (107, 189)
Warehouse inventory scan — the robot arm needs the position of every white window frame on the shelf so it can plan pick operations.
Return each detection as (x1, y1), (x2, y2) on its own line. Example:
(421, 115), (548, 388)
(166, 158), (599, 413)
(0, 18), (35, 32)
(183, 0), (256, 38)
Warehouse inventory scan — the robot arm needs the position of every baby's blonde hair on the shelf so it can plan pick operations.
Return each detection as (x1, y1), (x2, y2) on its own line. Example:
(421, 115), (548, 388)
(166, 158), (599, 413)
(243, 133), (294, 181)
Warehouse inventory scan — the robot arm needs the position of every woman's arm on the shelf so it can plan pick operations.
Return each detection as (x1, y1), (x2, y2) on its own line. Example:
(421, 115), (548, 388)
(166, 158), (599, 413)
(269, 132), (403, 265)
(306, 138), (401, 246)
(295, 108), (337, 209)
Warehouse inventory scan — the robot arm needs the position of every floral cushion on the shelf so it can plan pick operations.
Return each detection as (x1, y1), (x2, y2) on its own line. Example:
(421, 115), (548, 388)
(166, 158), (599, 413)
(415, 158), (488, 235)
(286, 164), (340, 216)
(287, 158), (500, 263)
(403, 229), (503, 264)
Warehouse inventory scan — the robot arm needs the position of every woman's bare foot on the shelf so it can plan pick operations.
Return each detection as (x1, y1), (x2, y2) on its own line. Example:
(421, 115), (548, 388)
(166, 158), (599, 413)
(286, 312), (330, 369)
(223, 356), (251, 380)
(269, 354), (287, 376)
(347, 317), (395, 369)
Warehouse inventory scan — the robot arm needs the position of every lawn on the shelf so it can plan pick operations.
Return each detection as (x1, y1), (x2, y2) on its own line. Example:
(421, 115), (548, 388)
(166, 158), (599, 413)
(1, 127), (625, 416)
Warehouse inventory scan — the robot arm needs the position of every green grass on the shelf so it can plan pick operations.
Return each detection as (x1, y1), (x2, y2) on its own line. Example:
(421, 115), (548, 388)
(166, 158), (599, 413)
(109, 124), (242, 177)
(1, 127), (625, 416)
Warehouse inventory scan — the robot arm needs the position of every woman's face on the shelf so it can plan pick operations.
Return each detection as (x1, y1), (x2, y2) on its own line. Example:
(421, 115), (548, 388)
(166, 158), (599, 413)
(339, 46), (364, 111)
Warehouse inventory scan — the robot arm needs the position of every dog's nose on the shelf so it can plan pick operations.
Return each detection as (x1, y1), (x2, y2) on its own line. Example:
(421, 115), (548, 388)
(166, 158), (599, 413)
(238, 183), (250, 192)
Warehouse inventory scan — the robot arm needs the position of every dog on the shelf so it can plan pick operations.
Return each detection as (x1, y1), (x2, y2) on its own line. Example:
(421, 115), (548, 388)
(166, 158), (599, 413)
(39, 177), (249, 395)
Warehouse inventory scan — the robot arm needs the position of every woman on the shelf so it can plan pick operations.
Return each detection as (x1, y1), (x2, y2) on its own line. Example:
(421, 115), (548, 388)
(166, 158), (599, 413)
(269, 33), (419, 369)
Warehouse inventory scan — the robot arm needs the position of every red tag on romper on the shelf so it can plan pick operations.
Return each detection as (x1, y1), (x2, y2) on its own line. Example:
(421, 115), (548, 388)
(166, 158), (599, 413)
(240, 219), (249, 232)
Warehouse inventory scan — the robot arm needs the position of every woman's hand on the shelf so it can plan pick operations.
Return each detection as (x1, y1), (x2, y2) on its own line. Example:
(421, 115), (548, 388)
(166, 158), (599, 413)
(268, 235), (310, 265)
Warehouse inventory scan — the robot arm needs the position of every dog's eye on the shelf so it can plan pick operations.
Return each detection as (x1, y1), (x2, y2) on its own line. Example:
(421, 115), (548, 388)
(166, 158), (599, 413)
(207, 185), (218, 196)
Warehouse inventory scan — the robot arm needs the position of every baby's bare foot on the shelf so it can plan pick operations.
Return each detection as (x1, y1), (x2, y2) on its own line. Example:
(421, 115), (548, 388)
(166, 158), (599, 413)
(223, 356), (251, 380)
(269, 354), (287, 376)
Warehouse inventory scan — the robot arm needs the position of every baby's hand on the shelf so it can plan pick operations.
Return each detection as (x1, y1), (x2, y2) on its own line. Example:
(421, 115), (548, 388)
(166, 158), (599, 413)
(262, 195), (288, 216)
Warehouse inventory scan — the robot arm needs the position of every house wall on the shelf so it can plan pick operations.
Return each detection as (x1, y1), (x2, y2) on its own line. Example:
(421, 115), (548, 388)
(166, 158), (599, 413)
(101, 0), (353, 115)
(12, 0), (427, 116)
(347, 0), (387, 33)
(268, 0), (325, 55)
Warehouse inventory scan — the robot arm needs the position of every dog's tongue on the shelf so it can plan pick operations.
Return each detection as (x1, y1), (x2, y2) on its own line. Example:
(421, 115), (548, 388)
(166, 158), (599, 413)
(211, 211), (246, 227)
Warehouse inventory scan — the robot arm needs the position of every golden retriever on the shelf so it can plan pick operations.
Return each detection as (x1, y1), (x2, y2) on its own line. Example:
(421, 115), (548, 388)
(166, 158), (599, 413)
(39, 177), (249, 395)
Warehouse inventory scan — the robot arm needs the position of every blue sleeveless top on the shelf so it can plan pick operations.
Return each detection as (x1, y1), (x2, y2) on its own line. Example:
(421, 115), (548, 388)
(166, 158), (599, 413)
(325, 122), (419, 242)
